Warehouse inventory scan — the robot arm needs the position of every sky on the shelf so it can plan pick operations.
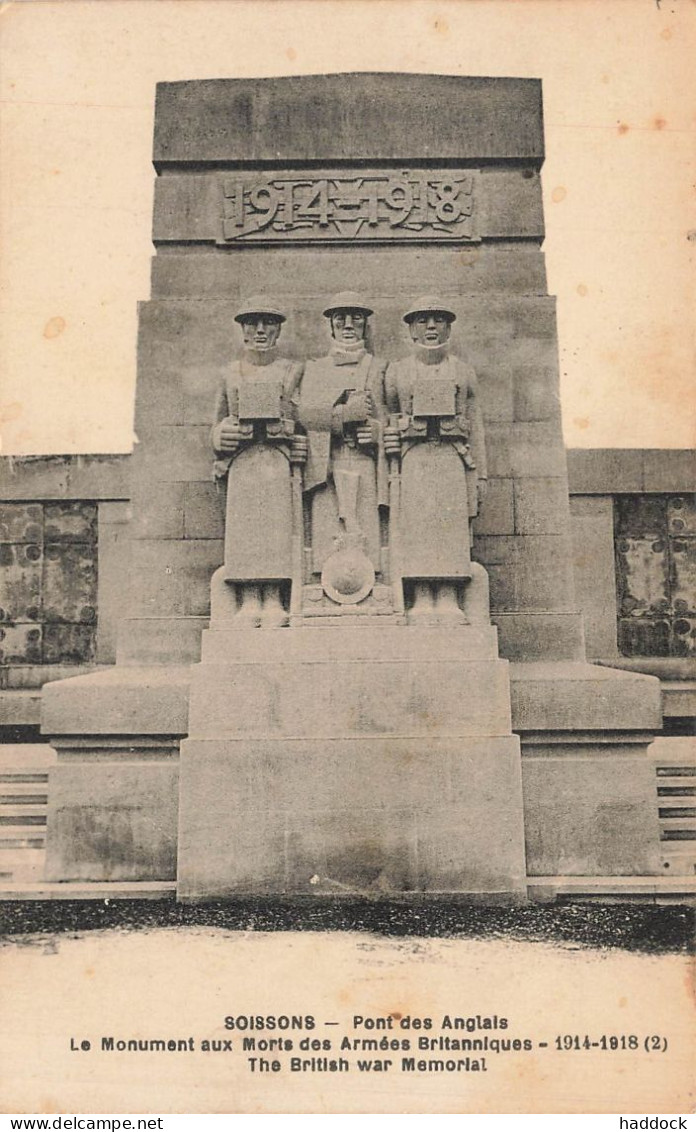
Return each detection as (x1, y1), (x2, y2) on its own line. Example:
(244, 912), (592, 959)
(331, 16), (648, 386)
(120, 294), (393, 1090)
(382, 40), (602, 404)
(1, 0), (694, 454)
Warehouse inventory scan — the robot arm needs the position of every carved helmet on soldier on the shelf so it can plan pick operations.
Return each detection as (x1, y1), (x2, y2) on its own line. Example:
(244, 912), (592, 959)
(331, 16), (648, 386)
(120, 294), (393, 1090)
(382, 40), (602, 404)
(322, 291), (374, 319)
(402, 295), (457, 324)
(234, 296), (287, 324)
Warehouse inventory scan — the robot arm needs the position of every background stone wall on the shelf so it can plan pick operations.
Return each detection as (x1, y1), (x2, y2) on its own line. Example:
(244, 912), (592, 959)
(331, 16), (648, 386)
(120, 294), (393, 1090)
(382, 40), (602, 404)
(0, 456), (130, 731)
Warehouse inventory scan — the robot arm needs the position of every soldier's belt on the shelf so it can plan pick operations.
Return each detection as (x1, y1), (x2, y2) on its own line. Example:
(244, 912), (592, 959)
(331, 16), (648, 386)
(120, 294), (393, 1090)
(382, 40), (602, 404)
(390, 413), (471, 441)
(236, 417), (296, 440)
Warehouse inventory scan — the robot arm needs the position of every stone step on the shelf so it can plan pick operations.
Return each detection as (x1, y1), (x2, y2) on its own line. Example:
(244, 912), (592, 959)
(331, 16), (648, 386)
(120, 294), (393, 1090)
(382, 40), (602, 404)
(659, 817), (696, 832)
(0, 771), (50, 785)
(0, 805), (48, 820)
(0, 880), (177, 902)
(652, 742), (696, 864)
(0, 834), (46, 849)
(656, 778), (696, 793)
(0, 875), (690, 903)
(0, 746), (52, 884)
(529, 875), (696, 902)
(0, 786), (49, 803)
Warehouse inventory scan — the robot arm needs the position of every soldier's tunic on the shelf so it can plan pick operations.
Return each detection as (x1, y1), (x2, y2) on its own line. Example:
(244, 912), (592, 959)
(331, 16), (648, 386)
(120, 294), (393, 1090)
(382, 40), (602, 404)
(212, 354), (303, 582)
(386, 351), (486, 580)
(298, 348), (388, 575)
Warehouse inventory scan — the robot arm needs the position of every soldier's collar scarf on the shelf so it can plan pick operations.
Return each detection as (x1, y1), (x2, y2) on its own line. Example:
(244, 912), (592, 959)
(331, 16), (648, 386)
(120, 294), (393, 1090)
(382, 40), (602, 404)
(243, 346), (279, 367)
(329, 341), (367, 366)
(413, 341), (450, 366)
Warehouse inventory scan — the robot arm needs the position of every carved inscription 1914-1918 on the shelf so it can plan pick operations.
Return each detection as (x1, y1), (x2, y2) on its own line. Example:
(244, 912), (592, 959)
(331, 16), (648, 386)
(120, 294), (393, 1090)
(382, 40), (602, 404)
(219, 169), (479, 244)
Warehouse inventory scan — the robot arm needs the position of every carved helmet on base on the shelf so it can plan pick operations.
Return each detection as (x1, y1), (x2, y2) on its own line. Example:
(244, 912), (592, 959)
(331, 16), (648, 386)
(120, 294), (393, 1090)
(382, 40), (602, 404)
(234, 296), (287, 324)
(402, 295), (457, 324)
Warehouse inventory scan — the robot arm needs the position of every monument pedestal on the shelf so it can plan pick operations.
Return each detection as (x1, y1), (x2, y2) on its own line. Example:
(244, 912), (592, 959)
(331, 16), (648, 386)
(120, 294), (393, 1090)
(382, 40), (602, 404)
(177, 622), (527, 900)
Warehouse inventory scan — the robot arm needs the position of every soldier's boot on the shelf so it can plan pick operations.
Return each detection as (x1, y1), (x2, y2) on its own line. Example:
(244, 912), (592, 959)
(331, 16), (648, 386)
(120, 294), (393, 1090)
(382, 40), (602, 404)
(408, 581), (436, 622)
(433, 581), (468, 623)
(260, 583), (289, 628)
(233, 583), (263, 627)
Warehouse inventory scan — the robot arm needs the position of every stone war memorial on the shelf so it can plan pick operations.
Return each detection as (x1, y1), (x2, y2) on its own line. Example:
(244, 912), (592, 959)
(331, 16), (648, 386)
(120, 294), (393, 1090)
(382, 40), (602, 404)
(41, 74), (668, 902)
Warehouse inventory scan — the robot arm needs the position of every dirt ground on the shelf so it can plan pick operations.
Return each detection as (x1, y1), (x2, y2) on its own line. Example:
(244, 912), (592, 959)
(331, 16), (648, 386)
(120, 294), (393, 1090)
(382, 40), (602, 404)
(1, 898), (693, 953)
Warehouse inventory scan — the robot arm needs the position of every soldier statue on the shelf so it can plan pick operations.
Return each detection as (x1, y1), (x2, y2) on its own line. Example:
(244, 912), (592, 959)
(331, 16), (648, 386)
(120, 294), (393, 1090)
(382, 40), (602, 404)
(211, 296), (305, 627)
(297, 292), (388, 605)
(385, 295), (488, 622)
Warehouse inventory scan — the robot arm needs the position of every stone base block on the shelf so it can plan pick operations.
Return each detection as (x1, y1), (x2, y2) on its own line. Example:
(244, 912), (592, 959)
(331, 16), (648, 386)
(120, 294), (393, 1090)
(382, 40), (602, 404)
(522, 742), (662, 876)
(45, 740), (179, 882)
(492, 612), (586, 661)
(41, 666), (191, 736)
(509, 662), (662, 732)
(201, 622), (500, 663)
(187, 655), (513, 738)
(177, 736), (527, 899)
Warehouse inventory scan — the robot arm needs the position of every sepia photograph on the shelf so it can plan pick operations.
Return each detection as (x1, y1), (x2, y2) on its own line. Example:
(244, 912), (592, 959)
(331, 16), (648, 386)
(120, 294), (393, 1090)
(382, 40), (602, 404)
(0, 0), (694, 1117)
